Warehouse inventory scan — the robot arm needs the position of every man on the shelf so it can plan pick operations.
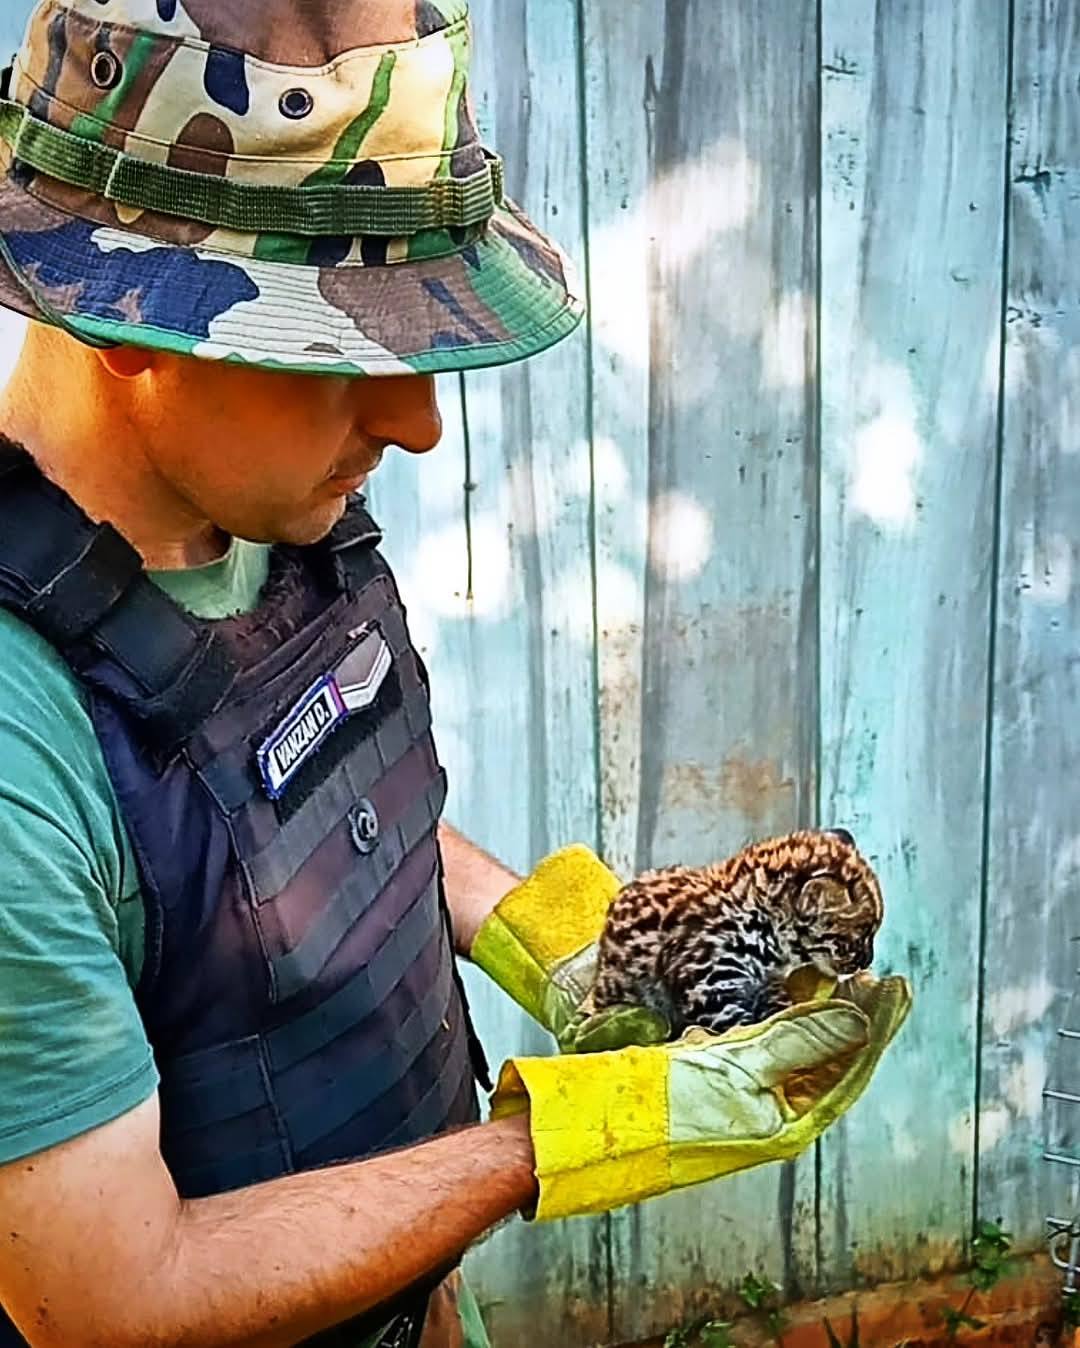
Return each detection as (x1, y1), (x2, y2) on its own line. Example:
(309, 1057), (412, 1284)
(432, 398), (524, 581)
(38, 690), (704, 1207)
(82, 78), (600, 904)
(0, 3), (909, 1346)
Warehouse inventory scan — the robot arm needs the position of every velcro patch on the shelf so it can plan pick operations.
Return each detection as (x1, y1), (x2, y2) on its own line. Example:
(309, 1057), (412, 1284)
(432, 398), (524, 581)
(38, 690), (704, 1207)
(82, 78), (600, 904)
(257, 625), (391, 799)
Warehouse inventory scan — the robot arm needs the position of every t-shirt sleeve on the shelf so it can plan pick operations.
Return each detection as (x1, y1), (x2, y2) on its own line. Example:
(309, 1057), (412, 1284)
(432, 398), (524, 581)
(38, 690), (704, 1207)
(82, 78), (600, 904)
(0, 614), (158, 1165)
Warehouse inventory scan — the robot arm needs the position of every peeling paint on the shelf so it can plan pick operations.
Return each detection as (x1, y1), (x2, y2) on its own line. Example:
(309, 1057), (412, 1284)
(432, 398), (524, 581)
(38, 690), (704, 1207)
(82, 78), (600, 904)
(1004, 1049), (1045, 1119)
(1018, 527), (1074, 605)
(988, 976), (1056, 1037)
(659, 756), (796, 824)
(1014, 165), (1053, 195)
(948, 1111), (975, 1156)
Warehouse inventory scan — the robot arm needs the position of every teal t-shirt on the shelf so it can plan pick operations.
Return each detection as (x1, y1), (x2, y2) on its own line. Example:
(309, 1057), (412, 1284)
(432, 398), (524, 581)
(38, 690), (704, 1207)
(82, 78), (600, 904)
(0, 539), (271, 1163)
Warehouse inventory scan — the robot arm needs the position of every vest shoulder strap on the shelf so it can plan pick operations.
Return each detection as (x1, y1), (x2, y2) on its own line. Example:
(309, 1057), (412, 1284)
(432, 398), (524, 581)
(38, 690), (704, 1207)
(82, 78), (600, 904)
(301, 494), (385, 593)
(0, 443), (234, 753)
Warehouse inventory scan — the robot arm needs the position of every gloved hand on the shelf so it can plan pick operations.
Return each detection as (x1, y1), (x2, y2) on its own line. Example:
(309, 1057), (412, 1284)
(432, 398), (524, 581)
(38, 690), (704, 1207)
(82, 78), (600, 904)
(470, 846), (668, 1051)
(490, 971), (911, 1220)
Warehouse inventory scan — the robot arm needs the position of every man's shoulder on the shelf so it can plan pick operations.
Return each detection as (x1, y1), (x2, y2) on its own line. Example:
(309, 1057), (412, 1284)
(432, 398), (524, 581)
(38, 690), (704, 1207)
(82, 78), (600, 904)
(0, 605), (137, 898)
(0, 604), (90, 728)
(0, 610), (156, 1167)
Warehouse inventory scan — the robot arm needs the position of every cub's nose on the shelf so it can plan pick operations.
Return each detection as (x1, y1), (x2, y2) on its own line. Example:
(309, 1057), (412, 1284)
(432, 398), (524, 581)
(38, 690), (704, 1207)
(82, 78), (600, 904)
(827, 827), (856, 847)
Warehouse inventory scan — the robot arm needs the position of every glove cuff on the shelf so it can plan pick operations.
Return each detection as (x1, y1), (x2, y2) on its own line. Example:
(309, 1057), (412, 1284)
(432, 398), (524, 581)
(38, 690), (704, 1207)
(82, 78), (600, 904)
(471, 845), (621, 1033)
(491, 1048), (672, 1220)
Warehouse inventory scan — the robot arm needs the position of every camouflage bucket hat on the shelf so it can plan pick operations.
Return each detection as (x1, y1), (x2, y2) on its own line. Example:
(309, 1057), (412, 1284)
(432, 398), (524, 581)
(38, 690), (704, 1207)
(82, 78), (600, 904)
(0, 0), (584, 376)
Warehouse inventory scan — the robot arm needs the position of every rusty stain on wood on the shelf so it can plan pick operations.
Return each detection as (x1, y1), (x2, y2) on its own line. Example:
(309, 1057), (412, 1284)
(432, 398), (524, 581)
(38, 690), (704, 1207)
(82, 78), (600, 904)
(657, 756), (796, 826)
(616, 1254), (1064, 1348)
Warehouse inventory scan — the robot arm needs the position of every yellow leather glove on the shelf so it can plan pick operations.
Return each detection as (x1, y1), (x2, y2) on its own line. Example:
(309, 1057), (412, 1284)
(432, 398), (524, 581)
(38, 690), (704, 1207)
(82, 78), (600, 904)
(470, 846), (669, 1050)
(491, 973), (911, 1220)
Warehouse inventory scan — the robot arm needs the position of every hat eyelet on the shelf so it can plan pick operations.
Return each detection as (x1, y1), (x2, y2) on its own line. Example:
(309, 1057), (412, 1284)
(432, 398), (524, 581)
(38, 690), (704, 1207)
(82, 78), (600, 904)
(279, 88), (314, 120)
(90, 50), (123, 90)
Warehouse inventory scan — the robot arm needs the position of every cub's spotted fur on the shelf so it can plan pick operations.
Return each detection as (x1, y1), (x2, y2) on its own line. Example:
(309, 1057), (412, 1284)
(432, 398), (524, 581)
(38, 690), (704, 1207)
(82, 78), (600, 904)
(587, 829), (883, 1037)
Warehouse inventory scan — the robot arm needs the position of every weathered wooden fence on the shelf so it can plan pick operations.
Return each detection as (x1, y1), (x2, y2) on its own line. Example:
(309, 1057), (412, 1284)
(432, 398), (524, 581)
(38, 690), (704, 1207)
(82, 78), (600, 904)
(1, 2), (1078, 1344)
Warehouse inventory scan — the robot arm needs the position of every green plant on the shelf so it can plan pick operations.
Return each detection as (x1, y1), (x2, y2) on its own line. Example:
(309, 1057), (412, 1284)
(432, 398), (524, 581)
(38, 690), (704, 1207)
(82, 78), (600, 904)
(737, 1273), (777, 1310)
(662, 1271), (791, 1348)
(700, 1324), (736, 1348)
(940, 1220), (1013, 1343)
(663, 1317), (734, 1348)
(737, 1272), (789, 1343)
(661, 1270), (793, 1348)
(969, 1220), (1013, 1289)
(1062, 1286), (1080, 1330)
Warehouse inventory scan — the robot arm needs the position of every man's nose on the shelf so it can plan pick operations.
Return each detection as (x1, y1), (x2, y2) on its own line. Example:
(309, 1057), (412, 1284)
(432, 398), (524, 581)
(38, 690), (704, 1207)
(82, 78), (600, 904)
(362, 374), (442, 454)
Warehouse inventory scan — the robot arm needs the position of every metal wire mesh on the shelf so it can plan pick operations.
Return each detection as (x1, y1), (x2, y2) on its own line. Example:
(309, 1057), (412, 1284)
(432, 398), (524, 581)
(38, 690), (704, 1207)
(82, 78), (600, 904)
(1045, 941), (1080, 1289)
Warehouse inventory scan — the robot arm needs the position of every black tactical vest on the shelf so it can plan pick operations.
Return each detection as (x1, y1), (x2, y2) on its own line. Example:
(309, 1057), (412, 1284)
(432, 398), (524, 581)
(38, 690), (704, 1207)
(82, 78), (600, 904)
(0, 446), (488, 1348)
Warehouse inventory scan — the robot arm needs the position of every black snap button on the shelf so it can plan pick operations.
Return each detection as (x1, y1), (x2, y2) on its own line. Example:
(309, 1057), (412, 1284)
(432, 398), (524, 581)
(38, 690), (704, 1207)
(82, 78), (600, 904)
(349, 799), (380, 854)
(90, 50), (123, 90)
(279, 88), (314, 120)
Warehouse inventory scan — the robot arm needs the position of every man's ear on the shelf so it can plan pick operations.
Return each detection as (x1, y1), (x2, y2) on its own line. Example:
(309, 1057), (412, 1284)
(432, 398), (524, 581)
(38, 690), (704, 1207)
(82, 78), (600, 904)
(94, 345), (155, 379)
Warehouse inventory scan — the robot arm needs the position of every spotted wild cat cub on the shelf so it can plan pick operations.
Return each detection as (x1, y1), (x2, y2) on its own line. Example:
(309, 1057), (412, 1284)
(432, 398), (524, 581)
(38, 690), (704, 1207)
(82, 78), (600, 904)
(586, 829), (883, 1038)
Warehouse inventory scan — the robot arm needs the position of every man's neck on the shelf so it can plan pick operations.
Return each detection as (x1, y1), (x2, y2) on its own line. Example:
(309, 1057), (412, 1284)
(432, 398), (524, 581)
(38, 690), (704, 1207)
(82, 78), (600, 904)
(0, 339), (229, 571)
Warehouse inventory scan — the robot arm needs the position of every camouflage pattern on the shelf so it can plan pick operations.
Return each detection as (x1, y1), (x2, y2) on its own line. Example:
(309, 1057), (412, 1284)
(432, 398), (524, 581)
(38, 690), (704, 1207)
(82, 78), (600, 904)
(0, 0), (583, 375)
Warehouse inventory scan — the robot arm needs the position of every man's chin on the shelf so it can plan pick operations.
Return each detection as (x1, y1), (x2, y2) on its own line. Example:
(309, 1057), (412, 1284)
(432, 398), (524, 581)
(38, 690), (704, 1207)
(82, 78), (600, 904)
(240, 498), (348, 548)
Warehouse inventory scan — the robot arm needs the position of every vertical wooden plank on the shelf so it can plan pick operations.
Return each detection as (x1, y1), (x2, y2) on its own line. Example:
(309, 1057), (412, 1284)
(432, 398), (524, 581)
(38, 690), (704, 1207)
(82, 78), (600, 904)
(0, 3), (30, 377)
(2, 6), (44, 374)
(0, 6), (27, 56)
(371, 386), (605, 1347)
(584, 0), (664, 886)
(584, 0), (820, 1337)
(979, 0), (1080, 1252)
(374, 1), (605, 1341)
(0, 309), (26, 388)
(818, 0), (1008, 1287)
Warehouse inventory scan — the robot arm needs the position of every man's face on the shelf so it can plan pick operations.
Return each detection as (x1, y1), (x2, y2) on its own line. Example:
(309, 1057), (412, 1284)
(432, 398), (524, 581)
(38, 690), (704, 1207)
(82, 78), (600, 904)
(126, 353), (443, 546)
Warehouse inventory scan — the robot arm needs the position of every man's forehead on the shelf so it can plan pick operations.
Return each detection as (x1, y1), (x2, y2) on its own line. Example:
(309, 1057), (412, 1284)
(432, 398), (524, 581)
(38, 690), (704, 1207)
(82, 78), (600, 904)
(52, 0), (461, 66)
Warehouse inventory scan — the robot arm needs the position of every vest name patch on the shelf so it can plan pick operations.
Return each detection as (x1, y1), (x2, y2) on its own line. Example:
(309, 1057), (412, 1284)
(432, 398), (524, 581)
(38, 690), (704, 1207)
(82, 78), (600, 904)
(257, 627), (392, 799)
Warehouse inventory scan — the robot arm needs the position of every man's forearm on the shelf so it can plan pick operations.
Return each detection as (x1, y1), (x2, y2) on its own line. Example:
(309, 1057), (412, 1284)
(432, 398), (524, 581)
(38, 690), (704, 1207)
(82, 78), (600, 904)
(3, 1101), (535, 1348)
(159, 1115), (535, 1348)
(439, 822), (521, 956)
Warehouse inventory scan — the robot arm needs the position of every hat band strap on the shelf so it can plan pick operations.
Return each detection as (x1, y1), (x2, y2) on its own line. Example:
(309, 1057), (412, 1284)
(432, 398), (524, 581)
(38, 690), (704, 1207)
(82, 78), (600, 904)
(0, 100), (505, 237)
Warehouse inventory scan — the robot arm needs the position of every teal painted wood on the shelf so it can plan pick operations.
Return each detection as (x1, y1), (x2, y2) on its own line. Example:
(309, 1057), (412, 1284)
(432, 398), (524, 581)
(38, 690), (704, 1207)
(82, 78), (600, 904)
(583, 1), (821, 1338)
(978, 0), (1080, 1252)
(374, 1), (606, 1342)
(0, 0), (1075, 1335)
(818, 0), (1009, 1288)
(370, 381), (608, 1347)
(0, 7), (31, 374)
(0, 11), (25, 54)
(584, 0), (665, 888)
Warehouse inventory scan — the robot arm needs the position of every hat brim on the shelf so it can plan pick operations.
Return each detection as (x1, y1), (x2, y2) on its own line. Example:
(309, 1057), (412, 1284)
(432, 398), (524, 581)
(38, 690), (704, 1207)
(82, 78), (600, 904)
(0, 174), (584, 377)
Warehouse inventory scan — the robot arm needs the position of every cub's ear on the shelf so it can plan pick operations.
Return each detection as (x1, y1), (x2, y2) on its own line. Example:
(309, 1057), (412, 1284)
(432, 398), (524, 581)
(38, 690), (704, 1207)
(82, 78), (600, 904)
(793, 875), (849, 920)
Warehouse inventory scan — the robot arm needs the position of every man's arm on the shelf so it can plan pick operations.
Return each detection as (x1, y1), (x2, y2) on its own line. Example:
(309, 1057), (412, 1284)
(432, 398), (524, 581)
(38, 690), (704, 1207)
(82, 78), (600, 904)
(0, 1093), (536, 1348)
(439, 822), (521, 956)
